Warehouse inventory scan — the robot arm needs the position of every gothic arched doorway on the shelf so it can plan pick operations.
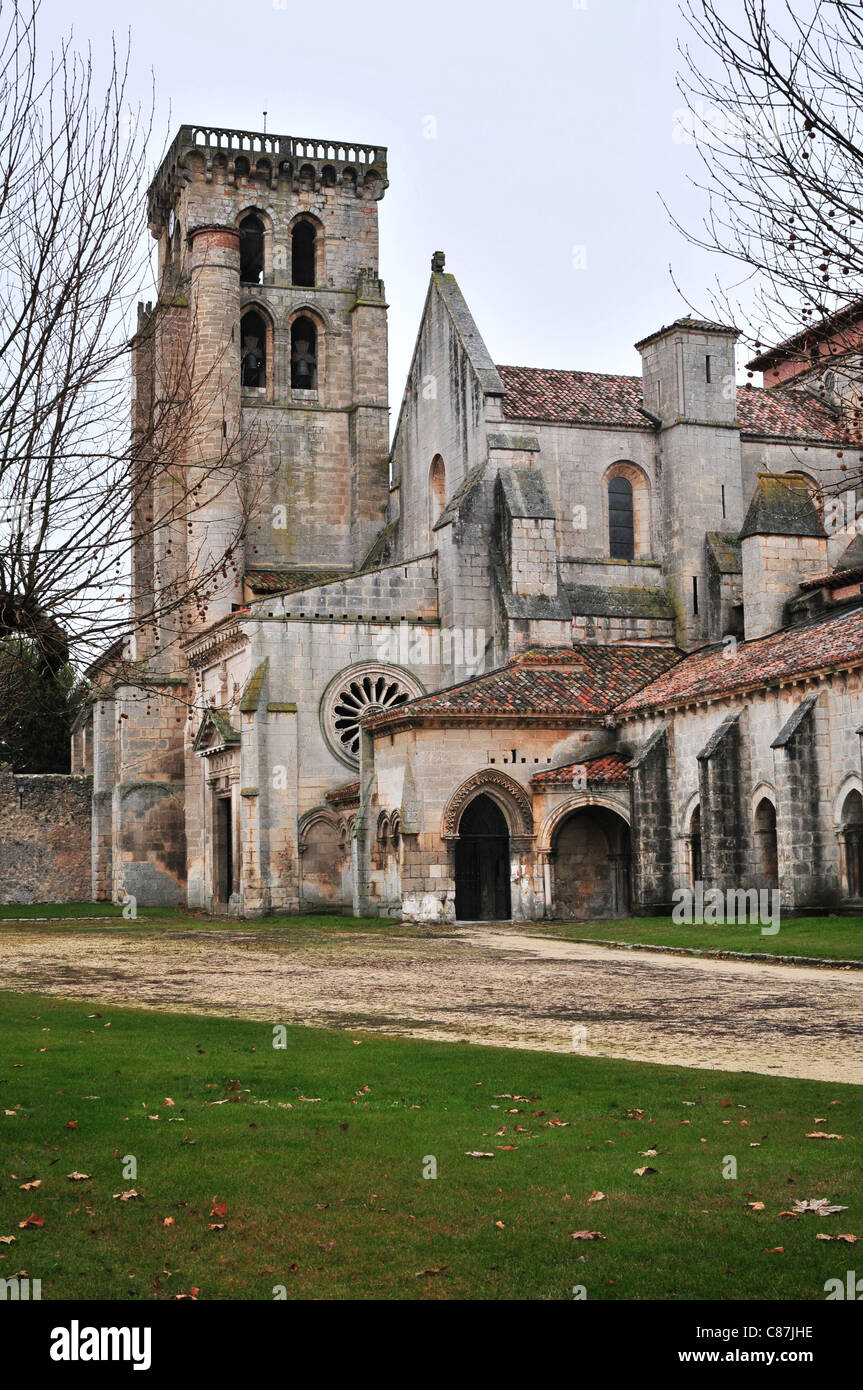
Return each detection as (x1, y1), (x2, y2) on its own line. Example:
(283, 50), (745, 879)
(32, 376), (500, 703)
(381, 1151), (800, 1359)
(454, 794), (511, 921)
(551, 806), (631, 919)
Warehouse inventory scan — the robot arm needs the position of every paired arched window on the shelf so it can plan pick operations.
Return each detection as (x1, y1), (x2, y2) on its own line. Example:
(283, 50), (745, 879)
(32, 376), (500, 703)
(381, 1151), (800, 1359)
(241, 310), (267, 389)
(239, 214), (264, 284)
(291, 315), (318, 389)
(608, 475), (634, 559)
(292, 219), (316, 287)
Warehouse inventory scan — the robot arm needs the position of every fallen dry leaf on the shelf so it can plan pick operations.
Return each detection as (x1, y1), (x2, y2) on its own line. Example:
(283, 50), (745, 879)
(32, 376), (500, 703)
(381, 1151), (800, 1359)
(17, 1214), (44, 1229)
(634, 1166), (658, 1177)
(66, 1172), (91, 1182)
(415, 1266), (448, 1277)
(746, 1201), (766, 1211)
(161, 1217), (175, 1227)
(805, 1132), (843, 1140)
(0, 1236), (16, 1246)
(18, 1180), (41, 1192)
(465, 1151), (494, 1159)
(763, 1246), (785, 1253)
(113, 1190), (140, 1201)
(792, 1198), (848, 1216)
(210, 1199), (228, 1219)
(587, 1191), (606, 1204)
(570, 1230), (606, 1240)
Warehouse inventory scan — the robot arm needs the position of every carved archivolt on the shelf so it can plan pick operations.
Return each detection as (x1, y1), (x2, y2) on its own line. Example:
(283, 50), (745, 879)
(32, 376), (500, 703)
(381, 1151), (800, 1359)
(441, 769), (534, 840)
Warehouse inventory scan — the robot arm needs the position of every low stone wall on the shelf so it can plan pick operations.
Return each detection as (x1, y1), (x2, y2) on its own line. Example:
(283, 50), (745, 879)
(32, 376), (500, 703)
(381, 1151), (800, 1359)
(0, 767), (92, 904)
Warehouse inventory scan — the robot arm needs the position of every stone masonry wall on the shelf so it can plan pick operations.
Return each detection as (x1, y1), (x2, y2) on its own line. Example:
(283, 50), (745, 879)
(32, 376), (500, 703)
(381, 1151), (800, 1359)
(0, 768), (92, 904)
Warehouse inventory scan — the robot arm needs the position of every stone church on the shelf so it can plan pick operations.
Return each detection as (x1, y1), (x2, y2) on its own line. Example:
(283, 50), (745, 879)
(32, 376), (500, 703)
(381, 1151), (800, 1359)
(69, 122), (863, 922)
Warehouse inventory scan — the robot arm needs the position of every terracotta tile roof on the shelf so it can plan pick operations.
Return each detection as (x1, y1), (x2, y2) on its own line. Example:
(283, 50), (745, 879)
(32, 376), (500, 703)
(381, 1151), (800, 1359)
(497, 366), (648, 429)
(736, 385), (848, 442)
(364, 644), (682, 730)
(496, 364), (849, 443)
(616, 602), (863, 716)
(531, 752), (630, 788)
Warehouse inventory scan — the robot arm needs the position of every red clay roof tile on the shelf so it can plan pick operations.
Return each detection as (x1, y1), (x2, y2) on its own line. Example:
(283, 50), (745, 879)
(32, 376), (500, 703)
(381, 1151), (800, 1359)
(364, 645), (682, 728)
(531, 753), (630, 787)
(617, 603), (863, 715)
(496, 364), (850, 443)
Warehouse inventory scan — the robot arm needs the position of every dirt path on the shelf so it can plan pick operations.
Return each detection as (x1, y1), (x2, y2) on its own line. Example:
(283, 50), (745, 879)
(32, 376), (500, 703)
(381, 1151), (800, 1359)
(0, 924), (860, 1082)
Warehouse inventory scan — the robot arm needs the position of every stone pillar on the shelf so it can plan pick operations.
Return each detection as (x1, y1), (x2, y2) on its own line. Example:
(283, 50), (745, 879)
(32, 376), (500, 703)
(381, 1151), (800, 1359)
(629, 724), (674, 910)
(697, 710), (746, 892)
(771, 692), (831, 909)
(186, 224), (244, 629)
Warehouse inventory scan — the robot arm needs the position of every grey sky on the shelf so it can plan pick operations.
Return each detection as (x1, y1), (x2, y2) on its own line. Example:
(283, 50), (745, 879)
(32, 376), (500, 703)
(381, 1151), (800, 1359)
(45, 0), (738, 413)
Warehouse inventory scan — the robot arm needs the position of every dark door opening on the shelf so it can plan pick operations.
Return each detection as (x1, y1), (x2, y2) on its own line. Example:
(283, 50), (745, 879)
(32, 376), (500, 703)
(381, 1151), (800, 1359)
(551, 806), (631, 919)
(215, 796), (234, 904)
(454, 794), (511, 921)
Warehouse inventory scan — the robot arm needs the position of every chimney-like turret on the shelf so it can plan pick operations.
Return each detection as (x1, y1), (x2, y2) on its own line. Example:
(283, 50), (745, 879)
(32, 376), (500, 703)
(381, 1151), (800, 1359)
(739, 473), (828, 639)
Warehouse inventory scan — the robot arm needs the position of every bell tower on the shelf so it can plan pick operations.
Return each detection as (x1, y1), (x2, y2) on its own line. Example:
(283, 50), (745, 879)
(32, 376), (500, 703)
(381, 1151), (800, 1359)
(139, 124), (391, 634)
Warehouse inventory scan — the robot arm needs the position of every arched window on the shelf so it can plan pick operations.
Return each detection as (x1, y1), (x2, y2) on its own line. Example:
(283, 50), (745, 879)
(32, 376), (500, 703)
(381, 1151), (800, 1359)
(241, 310), (267, 389)
(608, 475), (634, 560)
(688, 804), (702, 889)
(239, 215), (264, 284)
(841, 789), (863, 898)
(429, 456), (446, 536)
(291, 315), (317, 389)
(754, 797), (778, 890)
(292, 219), (316, 287)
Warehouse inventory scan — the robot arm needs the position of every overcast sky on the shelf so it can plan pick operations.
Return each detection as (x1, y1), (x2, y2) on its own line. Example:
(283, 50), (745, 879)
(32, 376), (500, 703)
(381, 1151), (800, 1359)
(45, 0), (741, 414)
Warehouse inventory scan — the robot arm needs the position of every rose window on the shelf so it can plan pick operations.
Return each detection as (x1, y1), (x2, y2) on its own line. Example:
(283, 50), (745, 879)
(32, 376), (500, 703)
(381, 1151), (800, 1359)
(322, 665), (423, 767)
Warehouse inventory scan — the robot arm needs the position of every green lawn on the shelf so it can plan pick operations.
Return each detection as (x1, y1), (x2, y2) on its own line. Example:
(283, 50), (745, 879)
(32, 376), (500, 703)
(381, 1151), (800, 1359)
(0, 904), (403, 939)
(0, 991), (859, 1300)
(528, 915), (863, 962)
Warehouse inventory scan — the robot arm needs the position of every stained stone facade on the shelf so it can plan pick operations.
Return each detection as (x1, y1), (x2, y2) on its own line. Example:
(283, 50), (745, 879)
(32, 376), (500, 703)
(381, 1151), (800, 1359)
(73, 121), (863, 921)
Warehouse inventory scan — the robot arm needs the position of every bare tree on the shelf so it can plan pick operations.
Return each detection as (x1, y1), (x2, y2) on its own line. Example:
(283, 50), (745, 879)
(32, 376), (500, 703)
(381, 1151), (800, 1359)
(674, 0), (863, 496)
(0, 0), (272, 707)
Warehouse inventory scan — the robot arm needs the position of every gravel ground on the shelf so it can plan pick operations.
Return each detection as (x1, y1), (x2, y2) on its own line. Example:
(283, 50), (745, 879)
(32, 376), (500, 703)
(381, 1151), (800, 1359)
(0, 923), (860, 1082)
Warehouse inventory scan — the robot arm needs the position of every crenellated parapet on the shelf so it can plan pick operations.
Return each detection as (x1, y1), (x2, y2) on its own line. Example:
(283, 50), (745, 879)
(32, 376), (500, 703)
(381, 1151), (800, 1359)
(148, 124), (388, 234)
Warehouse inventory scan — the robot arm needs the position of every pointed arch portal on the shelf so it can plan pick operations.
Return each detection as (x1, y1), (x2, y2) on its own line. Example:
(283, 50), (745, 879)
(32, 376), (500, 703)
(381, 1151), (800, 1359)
(454, 794), (511, 921)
